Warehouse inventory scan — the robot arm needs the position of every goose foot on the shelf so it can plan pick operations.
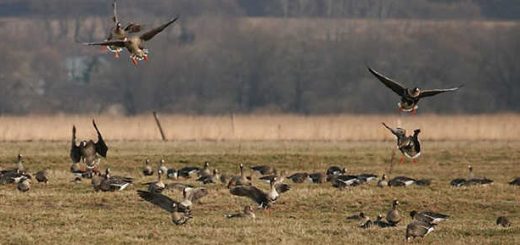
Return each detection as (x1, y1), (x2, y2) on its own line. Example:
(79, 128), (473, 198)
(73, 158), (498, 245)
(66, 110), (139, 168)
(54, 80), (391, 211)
(114, 51), (120, 59)
(131, 58), (138, 65)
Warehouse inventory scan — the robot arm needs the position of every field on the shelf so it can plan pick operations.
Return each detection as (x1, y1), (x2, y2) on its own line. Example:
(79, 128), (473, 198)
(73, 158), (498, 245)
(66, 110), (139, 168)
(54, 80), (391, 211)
(0, 139), (519, 244)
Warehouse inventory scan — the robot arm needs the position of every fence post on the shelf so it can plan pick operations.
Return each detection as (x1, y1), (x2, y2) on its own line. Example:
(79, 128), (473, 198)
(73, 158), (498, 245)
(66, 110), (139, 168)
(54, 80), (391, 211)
(153, 111), (167, 141)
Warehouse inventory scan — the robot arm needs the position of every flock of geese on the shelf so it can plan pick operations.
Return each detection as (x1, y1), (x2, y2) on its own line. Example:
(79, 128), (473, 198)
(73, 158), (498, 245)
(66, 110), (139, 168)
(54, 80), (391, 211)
(0, 0), (516, 242)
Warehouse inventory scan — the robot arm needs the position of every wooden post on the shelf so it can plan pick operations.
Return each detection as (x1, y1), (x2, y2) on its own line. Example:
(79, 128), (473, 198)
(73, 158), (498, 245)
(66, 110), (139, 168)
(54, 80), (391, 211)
(153, 111), (167, 141)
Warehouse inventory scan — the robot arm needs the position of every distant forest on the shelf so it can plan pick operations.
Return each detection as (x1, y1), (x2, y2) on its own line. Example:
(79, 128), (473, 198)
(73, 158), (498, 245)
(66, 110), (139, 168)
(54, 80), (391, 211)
(0, 0), (518, 114)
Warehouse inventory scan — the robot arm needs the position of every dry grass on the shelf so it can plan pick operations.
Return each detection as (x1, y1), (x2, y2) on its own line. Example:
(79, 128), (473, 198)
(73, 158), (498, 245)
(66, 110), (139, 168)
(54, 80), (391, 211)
(0, 140), (519, 244)
(0, 114), (519, 141)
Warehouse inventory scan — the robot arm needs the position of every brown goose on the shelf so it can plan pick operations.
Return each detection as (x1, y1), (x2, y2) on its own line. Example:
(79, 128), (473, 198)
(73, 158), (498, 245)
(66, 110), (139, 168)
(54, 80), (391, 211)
(386, 199), (401, 226)
(179, 187), (209, 210)
(199, 161), (211, 177)
(227, 163), (251, 188)
(451, 165), (493, 187)
(0, 154), (30, 184)
(229, 178), (289, 209)
(382, 123), (421, 162)
(374, 214), (392, 228)
(259, 170), (287, 184)
(405, 220), (435, 241)
(225, 205), (256, 219)
(326, 166), (347, 176)
(308, 172), (328, 184)
(84, 17), (178, 65)
(367, 66), (462, 113)
(145, 169), (166, 193)
(70, 120), (108, 169)
(287, 172), (308, 183)
(251, 165), (275, 175)
(96, 168), (133, 192)
(410, 211), (449, 225)
(496, 216), (511, 227)
(35, 169), (50, 184)
(509, 177), (520, 186)
(137, 190), (192, 225)
(142, 159), (153, 176)
(104, 0), (142, 57)
(377, 174), (388, 187)
(197, 169), (226, 185)
(16, 176), (31, 192)
(158, 159), (168, 176)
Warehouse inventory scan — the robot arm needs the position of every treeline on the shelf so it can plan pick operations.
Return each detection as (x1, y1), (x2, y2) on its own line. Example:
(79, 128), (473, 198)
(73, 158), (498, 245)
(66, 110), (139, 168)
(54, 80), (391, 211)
(0, 16), (518, 115)
(0, 0), (519, 20)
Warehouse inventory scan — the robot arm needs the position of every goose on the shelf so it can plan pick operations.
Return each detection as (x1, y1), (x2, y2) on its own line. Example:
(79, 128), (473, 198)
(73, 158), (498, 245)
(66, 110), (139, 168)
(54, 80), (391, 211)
(145, 169), (166, 193)
(382, 123), (421, 162)
(357, 213), (372, 229)
(137, 190), (192, 225)
(70, 120), (108, 169)
(35, 169), (50, 184)
(367, 66), (462, 113)
(388, 176), (416, 187)
(167, 168), (178, 180)
(466, 165), (493, 186)
(287, 172), (308, 183)
(331, 175), (361, 188)
(356, 173), (378, 183)
(197, 169), (226, 184)
(326, 166), (346, 176)
(104, 0), (142, 58)
(346, 212), (366, 221)
(259, 170), (287, 184)
(142, 159), (154, 176)
(386, 199), (401, 226)
(16, 176), (31, 192)
(178, 166), (200, 179)
(225, 205), (256, 219)
(84, 17), (179, 65)
(410, 211), (449, 225)
(180, 187), (209, 210)
(97, 168), (133, 192)
(251, 165), (275, 175)
(308, 172), (328, 184)
(414, 179), (432, 186)
(405, 220), (435, 241)
(158, 159), (168, 176)
(227, 163), (251, 188)
(229, 178), (289, 209)
(496, 216), (511, 227)
(377, 174), (388, 187)
(374, 214), (392, 228)
(509, 177), (520, 186)
(0, 154), (31, 184)
(199, 161), (212, 177)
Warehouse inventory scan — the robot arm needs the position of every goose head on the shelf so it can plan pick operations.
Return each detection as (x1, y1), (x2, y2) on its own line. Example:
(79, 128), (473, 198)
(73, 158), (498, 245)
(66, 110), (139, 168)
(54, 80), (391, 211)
(392, 199), (400, 208)
(410, 210), (417, 218)
(145, 159), (150, 165)
(410, 87), (421, 97)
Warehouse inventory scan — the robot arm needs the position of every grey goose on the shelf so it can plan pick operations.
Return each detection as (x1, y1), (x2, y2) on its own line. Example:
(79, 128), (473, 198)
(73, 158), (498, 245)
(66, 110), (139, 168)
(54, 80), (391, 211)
(229, 178), (289, 209)
(70, 120), (108, 169)
(405, 220), (435, 241)
(386, 199), (401, 226)
(142, 159), (153, 176)
(104, 0), (142, 57)
(367, 66), (462, 113)
(382, 123), (421, 161)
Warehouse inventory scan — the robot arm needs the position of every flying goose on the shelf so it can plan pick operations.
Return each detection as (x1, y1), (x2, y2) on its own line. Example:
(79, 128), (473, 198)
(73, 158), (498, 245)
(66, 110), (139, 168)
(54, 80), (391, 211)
(142, 159), (153, 176)
(229, 178), (289, 209)
(326, 166), (347, 176)
(287, 172), (309, 183)
(70, 120), (108, 169)
(137, 190), (192, 225)
(225, 205), (256, 219)
(509, 177), (520, 186)
(382, 123), (421, 161)
(35, 169), (50, 184)
(496, 216), (511, 227)
(145, 169), (166, 193)
(405, 220), (435, 241)
(84, 17), (179, 65)
(16, 176), (31, 192)
(251, 165), (276, 175)
(367, 66), (462, 113)
(104, 0), (142, 58)
(410, 211), (449, 225)
(386, 199), (401, 226)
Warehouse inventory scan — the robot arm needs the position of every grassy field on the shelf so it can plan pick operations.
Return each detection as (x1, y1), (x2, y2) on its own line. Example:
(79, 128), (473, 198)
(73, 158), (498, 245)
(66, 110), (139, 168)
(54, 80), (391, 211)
(0, 140), (519, 244)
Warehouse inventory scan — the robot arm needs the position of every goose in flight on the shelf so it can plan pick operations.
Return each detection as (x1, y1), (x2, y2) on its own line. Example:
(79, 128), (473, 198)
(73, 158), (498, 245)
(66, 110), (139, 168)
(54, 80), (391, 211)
(70, 120), (108, 170)
(104, 0), (142, 57)
(84, 16), (178, 65)
(382, 122), (421, 162)
(367, 66), (462, 113)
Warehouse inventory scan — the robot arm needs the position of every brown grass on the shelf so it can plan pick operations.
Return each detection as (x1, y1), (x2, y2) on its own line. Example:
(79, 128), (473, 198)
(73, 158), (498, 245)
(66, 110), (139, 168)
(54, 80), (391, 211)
(0, 114), (519, 141)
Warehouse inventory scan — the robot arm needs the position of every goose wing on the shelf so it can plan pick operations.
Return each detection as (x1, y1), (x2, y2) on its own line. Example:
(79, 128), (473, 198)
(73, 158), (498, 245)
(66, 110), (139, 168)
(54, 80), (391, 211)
(83, 40), (127, 47)
(137, 190), (177, 213)
(70, 125), (81, 163)
(92, 120), (108, 158)
(140, 16), (178, 41)
(184, 187), (208, 203)
(368, 66), (407, 96)
(229, 186), (268, 206)
(124, 23), (142, 33)
(418, 85), (463, 98)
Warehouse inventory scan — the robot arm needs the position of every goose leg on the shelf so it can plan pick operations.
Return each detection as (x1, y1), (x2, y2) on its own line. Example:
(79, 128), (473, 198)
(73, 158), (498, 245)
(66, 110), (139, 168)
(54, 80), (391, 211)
(131, 57), (138, 65)
(400, 156), (404, 164)
(114, 51), (120, 59)
(143, 55), (148, 61)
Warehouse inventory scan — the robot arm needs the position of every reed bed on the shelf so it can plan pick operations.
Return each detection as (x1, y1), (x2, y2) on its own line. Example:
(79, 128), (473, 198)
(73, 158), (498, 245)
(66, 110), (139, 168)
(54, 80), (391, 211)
(0, 114), (518, 141)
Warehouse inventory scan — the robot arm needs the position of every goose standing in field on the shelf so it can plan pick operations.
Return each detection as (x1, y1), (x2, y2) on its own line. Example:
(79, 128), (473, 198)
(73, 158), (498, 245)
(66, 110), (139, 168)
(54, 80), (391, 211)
(104, 0), (142, 58)
(509, 177), (520, 186)
(16, 176), (31, 192)
(70, 120), (108, 170)
(225, 205), (256, 219)
(142, 159), (154, 176)
(158, 159), (168, 176)
(84, 16), (179, 65)
(496, 216), (511, 227)
(382, 123), (421, 162)
(137, 190), (192, 225)
(227, 163), (251, 188)
(405, 220), (435, 241)
(367, 66), (462, 113)
(386, 199), (402, 226)
(410, 211), (449, 225)
(35, 169), (49, 184)
(145, 169), (166, 193)
(229, 178), (289, 209)
(377, 174), (388, 187)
